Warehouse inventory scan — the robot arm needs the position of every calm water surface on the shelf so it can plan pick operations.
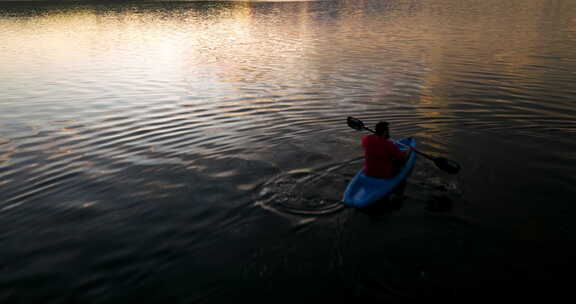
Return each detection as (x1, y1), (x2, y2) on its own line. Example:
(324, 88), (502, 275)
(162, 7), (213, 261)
(1, 0), (576, 301)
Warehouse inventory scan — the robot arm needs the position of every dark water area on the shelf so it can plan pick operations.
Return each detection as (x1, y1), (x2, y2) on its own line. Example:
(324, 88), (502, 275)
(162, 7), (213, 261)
(1, 0), (575, 301)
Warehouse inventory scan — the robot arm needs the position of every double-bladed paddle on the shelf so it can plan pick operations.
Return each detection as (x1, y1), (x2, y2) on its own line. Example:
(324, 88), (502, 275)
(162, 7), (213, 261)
(347, 116), (461, 174)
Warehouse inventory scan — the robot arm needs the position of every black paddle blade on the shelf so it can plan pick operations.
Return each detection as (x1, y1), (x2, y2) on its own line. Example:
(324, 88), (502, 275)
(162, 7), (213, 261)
(433, 157), (461, 174)
(347, 116), (365, 131)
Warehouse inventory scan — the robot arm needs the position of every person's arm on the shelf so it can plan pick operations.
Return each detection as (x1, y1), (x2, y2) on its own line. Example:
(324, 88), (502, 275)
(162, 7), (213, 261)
(361, 136), (370, 150)
(389, 141), (409, 161)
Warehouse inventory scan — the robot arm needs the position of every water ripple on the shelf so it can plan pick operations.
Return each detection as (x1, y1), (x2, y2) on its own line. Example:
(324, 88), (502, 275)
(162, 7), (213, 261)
(1, 1), (576, 301)
(255, 168), (347, 216)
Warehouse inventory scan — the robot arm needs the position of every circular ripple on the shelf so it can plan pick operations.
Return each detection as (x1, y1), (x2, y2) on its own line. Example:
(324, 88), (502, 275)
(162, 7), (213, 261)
(255, 169), (347, 216)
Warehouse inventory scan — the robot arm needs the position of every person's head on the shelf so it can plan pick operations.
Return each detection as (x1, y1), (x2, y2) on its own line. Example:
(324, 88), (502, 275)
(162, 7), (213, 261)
(375, 121), (390, 138)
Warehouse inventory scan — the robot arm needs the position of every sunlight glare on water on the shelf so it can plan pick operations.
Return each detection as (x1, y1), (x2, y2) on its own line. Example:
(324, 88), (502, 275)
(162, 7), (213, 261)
(1, 0), (576, 302)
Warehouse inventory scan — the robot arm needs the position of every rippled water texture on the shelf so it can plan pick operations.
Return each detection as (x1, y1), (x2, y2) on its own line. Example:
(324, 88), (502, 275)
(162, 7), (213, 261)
(1, 0), (576, 301)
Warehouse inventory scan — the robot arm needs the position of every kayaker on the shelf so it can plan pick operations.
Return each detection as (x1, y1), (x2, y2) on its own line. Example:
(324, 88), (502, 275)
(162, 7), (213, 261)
(361, 121), (410, 196)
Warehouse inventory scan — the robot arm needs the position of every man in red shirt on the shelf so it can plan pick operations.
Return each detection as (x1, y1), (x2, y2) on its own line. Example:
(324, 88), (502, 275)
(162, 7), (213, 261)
(361, 121), (411, 205)
(361, 121), (410, 203)
(362, 121), (409, 179)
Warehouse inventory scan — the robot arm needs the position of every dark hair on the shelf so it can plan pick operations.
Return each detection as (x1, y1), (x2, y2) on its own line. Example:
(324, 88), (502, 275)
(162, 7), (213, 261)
(375, 121), (389, 136)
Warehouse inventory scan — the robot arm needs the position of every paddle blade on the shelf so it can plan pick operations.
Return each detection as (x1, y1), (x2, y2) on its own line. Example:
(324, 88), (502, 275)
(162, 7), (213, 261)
(347, 116), (365, 131)
(433, 157), (461, 174)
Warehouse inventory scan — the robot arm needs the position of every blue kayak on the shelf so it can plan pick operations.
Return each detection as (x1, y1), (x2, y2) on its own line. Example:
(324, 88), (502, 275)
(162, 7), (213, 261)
(342, 137), (417, 208)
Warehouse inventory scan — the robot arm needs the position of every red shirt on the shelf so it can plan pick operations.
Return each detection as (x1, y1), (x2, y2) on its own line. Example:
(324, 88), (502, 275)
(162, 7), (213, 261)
(362, 135), (407, 178)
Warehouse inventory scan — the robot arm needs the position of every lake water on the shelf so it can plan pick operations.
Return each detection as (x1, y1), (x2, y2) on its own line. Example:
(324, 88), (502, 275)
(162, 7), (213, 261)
(1, 0), (575, 301)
